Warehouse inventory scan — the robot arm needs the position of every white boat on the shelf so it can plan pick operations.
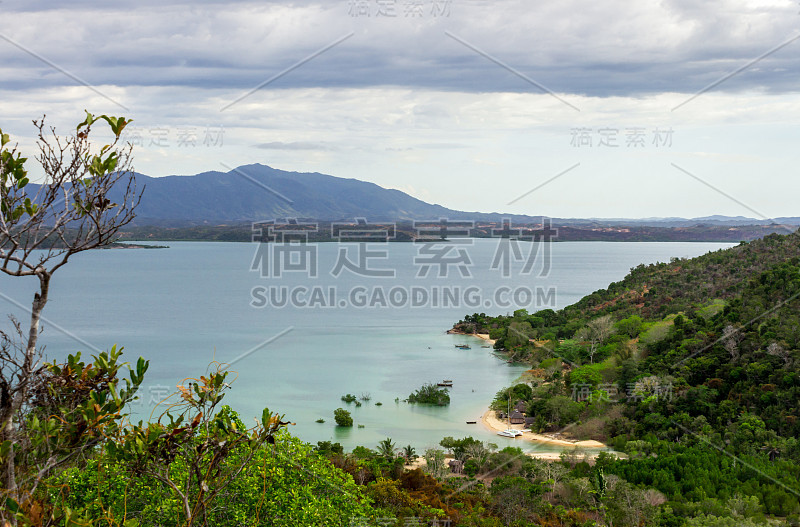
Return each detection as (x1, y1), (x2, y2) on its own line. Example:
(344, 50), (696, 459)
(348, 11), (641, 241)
(497, 428), (524, 438)
(496, 396), (524, 438)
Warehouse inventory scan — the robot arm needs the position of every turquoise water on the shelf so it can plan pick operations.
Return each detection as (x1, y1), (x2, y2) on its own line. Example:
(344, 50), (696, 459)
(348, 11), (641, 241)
(0, 240), (733, 453)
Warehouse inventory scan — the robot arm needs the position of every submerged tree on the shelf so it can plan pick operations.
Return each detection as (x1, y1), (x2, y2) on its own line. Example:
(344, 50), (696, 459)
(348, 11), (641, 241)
(0, 113), (140, 517)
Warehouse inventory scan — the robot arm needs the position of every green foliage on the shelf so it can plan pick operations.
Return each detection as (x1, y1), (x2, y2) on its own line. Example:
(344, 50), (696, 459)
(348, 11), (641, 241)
(544, 396), (583, 427)
(422, 448), (448, 479)
(449, 232), (800, 524)
(438, 436), (482, 461)
(53, 432), (378, 527)
(638, 317), (674, 345)
(315, 441), (344, 456)
(554, 339), (585, 364)
(504, 320), (534, 348)
(407, 383), (450, 406)
(616, 314), (644, 338)
(377, 438), (397, 459)
(105, 366), (292, 525)
(568, 361), (613, 387)
(27, 347), (148, 461)
(3, 347), (148, 525)
(334, 408), (353, 427)
(401, 445), (417, 463)
(697, 299), (727, 319)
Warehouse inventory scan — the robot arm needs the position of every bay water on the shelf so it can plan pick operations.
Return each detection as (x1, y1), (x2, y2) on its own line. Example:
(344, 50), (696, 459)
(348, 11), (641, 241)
(0, 240), (733, 453)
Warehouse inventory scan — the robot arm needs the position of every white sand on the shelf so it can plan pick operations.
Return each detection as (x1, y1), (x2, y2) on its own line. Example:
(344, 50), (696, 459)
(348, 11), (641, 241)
(481, 409), (607, 450)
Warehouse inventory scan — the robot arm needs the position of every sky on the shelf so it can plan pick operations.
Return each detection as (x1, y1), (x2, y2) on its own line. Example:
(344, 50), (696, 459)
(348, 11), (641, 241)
(0, 0), (798, 219)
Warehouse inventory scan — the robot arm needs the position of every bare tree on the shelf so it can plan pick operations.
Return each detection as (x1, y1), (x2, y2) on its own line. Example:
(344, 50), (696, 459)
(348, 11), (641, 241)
(766, 342), (791, 366)
(0, 113), (140, 506)
(722, 324), (742, 361)
(576, 314), (615, 363)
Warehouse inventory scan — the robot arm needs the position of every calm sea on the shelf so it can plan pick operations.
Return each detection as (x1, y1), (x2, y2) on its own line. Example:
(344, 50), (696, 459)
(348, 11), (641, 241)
(0, 240), (733, 453)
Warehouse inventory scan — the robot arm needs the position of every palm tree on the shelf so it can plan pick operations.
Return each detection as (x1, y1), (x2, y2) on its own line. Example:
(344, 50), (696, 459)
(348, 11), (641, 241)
(402, 444), (417, 463)
(761, 445), (780, 462)
(377, 437), (397, 459)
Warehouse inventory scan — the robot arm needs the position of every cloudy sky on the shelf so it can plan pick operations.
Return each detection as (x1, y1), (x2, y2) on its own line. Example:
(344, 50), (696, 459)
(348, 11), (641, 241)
(1, 0), (798, 219)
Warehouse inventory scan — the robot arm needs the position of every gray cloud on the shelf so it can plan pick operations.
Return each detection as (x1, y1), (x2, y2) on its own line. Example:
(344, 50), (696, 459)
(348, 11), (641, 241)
(0, 0), (798, 97)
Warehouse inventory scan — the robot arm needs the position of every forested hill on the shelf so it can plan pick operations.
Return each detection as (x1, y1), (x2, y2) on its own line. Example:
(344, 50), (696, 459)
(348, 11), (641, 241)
(453, 231), (800, 522)
(564, 230), (800, 322)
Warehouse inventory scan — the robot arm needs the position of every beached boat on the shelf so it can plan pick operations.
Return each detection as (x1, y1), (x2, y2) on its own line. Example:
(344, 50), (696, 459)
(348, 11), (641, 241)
(496, 396), (524, 438)
(497, 429), (524, 438)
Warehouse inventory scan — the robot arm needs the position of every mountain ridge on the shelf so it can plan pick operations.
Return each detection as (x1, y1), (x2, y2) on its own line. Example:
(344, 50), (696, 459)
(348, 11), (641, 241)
(84, 163), (800, 227)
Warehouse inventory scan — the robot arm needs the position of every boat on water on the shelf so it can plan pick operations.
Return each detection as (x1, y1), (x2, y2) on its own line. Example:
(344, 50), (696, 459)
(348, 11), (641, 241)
(437, 380), (453, 387)
(455, 344), (471, 349)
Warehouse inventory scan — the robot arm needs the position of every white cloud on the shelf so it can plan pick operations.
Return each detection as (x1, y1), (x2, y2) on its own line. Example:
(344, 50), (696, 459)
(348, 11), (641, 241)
(0, 0), (798, 218)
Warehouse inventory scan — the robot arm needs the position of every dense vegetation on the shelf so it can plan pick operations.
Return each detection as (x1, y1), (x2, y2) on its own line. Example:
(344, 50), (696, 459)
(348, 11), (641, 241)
(407, 383), (451, 406)
(452, 231), (800, 525)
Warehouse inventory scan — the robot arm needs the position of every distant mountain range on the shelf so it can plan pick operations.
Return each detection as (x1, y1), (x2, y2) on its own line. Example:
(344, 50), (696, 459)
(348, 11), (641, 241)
(118, 164), (490, 225)
(96, 163), (798, 227)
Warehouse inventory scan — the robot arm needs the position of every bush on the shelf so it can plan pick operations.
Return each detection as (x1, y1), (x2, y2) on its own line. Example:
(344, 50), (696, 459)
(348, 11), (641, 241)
(334, 408), (353, 427)
(463, 459), (479, 477)
(407, 383), (450, 406)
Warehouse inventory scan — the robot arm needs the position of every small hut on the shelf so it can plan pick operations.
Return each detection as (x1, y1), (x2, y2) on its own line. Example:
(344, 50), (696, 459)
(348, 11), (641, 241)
(509, 410), (525, 425)
(448, 459), (464, 474)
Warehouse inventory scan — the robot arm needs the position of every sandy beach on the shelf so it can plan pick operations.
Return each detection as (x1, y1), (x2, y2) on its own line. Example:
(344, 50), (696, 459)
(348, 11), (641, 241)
(480, 409), (607, 450)
(447, 329), (497, 346)
(474, 333), (497, 345)
(401, 412), (613, 465)
(448, 329), (611, 460)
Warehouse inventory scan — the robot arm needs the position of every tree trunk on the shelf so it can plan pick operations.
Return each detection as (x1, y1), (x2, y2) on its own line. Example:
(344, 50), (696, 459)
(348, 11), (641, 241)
(1, 271), (50, 518)
(25, 272), (50, 370)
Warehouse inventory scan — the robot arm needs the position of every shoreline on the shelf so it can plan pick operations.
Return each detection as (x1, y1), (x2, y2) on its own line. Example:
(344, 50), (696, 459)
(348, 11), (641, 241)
(447, 329), (497, 346)
(480, 409), (607, 451)
(449, 328), (610, 456)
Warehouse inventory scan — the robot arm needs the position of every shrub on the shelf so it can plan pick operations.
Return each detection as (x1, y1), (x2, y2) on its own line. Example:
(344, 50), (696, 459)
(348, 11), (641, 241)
(407, 383), (450, 406)
(334, 408), (353, 427)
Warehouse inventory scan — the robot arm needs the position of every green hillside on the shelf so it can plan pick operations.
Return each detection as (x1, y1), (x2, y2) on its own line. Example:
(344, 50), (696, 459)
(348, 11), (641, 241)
(453, 231), (800, 524)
